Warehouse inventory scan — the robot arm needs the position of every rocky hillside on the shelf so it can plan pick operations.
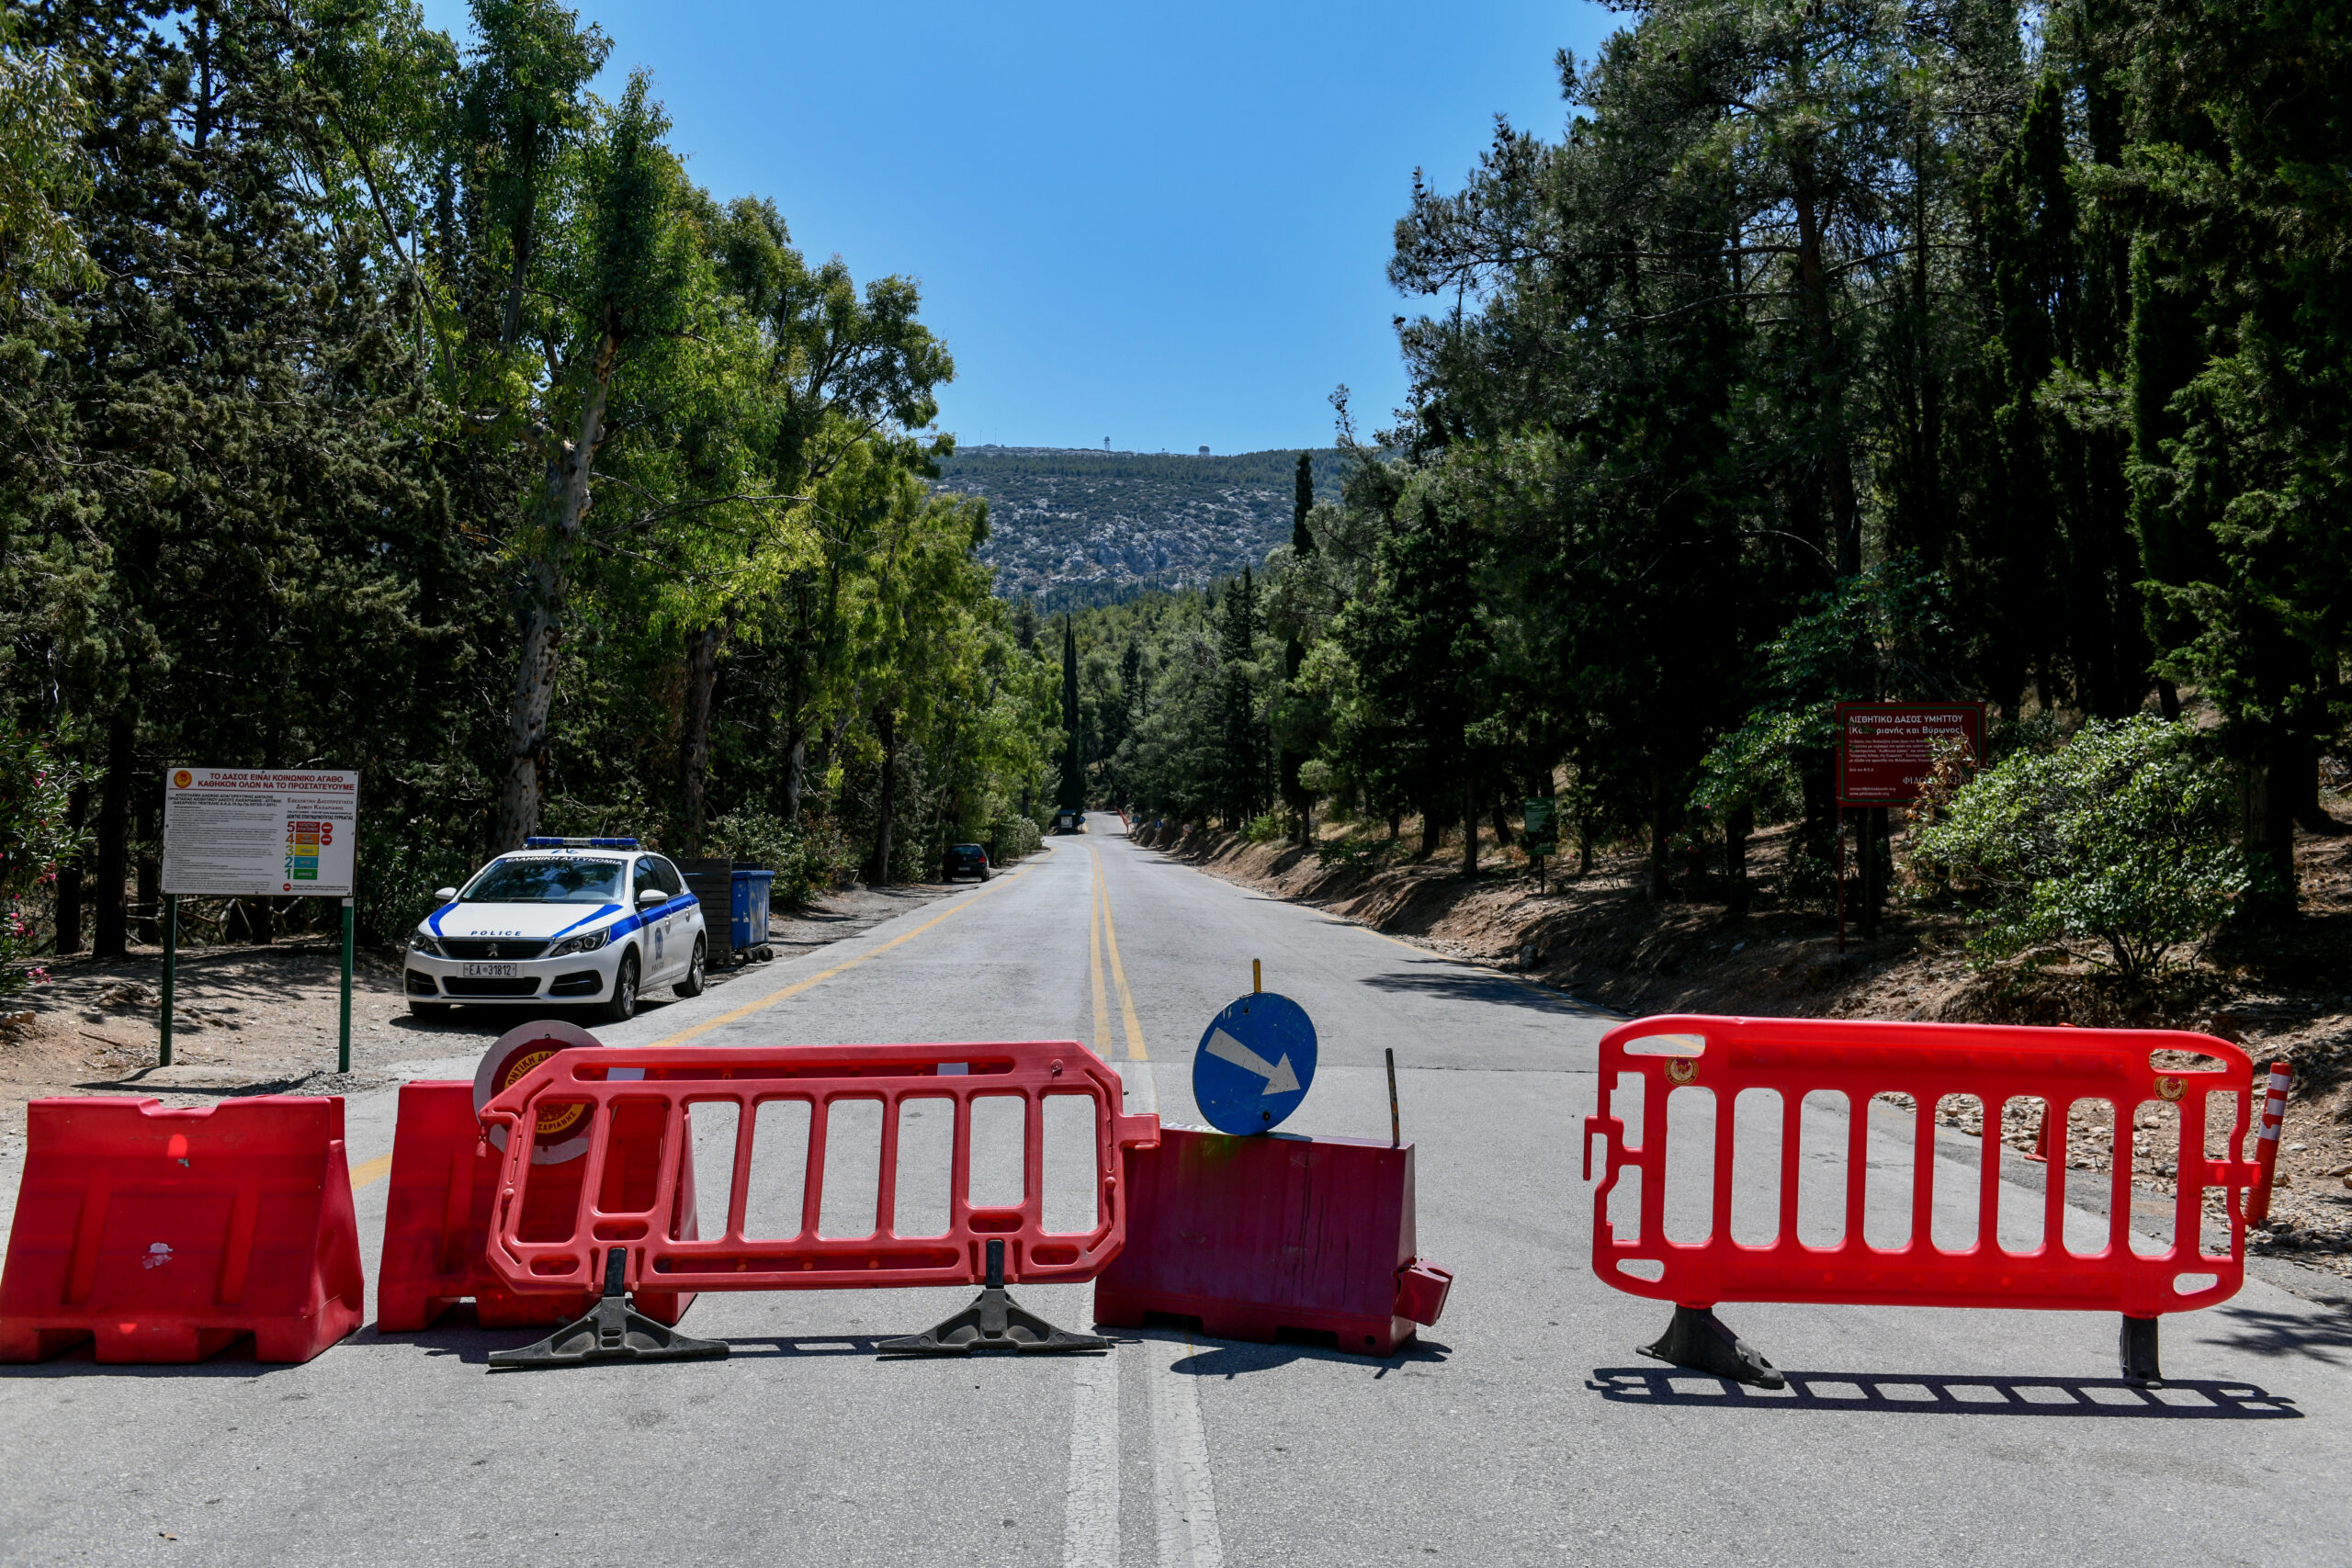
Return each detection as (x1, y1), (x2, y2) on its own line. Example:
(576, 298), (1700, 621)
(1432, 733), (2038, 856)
(933, 446), (1343, 610)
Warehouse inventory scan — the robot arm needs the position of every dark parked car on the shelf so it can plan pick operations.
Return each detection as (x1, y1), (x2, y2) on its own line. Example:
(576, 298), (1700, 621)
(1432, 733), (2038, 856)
(944, 843), (991, 882)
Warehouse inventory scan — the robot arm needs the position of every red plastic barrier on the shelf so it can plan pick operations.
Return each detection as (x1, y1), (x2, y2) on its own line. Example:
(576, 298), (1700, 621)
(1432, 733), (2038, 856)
(1092, 1127), (1449, 1357)
(0, 1096), (364, 1364)
(1584, 1015), (2256, 1318)
(476, 1040), (1158, 1296)
(375, 1081), (695, 1331)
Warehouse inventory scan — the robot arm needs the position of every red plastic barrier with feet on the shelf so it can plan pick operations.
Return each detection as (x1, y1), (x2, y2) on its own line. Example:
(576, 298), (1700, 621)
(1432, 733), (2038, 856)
(1583, 1014), (2257, 1383)
(375, 1080), (695, 1331)
(0, 1096), (364, 1364)
(1092, 1127), (1450, 1357)
(474, 1039), (1155, 1295)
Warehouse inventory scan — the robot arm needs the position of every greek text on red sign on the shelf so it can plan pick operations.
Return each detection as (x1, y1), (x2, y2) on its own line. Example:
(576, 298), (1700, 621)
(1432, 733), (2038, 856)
(1837, 704), (1984, 807)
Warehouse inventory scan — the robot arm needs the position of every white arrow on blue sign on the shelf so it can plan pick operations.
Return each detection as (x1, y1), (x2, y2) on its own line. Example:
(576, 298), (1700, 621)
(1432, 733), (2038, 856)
(1191, 991), (1317, 1135)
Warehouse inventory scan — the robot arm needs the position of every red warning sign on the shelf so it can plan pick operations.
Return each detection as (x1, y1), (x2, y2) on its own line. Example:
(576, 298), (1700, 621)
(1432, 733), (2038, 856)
(1837, 703), (1984, 806)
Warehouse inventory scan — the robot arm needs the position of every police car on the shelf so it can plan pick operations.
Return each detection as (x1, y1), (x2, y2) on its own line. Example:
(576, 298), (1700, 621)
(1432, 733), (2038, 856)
(403, 839), (707, 1021)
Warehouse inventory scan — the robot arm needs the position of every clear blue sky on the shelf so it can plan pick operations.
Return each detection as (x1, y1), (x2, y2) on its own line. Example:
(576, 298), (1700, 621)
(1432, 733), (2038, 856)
(418, 1), (1617, 453)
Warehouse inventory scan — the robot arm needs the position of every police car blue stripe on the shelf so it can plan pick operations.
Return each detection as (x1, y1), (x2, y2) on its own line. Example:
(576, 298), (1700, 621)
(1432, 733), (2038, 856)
(548, 904), (621, 941)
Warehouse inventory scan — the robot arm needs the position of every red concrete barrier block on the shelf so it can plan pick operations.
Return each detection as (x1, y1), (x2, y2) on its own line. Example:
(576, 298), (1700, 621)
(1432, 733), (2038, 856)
(0, 1096), (365, 1364)
(1092, 1127), (1448, 1357)
(375, 1080), (695, 1332)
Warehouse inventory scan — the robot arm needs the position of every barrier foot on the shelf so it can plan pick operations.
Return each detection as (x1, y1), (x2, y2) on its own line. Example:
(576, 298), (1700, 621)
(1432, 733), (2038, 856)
(487, 1252), (729, 1371)
(2120, 1314), (2162, 1385)
(1638, 1304), (1784, 1390)
(878, 1240), (1107, 1357)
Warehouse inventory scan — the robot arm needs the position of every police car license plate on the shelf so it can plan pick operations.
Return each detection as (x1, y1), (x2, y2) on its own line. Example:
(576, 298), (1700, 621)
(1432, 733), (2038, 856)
(462, 963), (520, 979)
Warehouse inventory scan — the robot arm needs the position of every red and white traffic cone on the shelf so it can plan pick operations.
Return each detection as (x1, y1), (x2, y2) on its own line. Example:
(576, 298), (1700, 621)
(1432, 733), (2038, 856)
(2248, 1060), (2291, 1228)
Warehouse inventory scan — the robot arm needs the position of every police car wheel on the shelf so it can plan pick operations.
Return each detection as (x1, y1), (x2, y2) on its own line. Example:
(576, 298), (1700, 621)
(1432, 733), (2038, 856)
(674, 936), (706, 998)
(599, 951), (640, 1022)
(408, 999), (451, 1020)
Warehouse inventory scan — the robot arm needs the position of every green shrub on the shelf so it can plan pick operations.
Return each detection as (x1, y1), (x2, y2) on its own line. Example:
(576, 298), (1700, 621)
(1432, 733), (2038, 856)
(1907, 715), (2247, 982)
(1315, 833), (1395, 869)
(1240, 811), (1286, 843)
(989, 814), (1042, 865)
(356, 819), (477, 948)
(0, 732), (85, 992)
(707, 811), (857, 908)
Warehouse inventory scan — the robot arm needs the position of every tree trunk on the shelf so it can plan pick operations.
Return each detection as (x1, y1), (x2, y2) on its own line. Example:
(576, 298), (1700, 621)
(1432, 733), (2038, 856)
(1645, 768), (1672, 902)
(1488, 799), (1514, 848)
(499, 117), (540, 351)
(866, 706), (899, 885)
(807, 687), (862, 813)
(2240, 744), (2300, 919)
(53, 777), (86, 956)
(1462, 776), (1479, 877)
(493, 321), (617, 852)
(782, 728), (808, 822)
(92, 712), (132, 959)
(1860, 807), (1887, 941)
(1418, 798), (1442, 859)
(1792, 145), (1860, 578)
(135, 850), (159, 946)
(677, 624), (724, 853)
(1725, 804), (1753, 913)
(1387, 809), (1402, 842)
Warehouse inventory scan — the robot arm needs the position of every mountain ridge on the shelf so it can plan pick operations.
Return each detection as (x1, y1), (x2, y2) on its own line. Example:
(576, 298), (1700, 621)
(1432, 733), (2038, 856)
(933, 445), (1346, 610)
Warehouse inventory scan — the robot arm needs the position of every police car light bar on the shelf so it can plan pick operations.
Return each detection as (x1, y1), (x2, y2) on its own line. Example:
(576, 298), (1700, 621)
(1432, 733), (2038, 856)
(523, 837), (641, 849)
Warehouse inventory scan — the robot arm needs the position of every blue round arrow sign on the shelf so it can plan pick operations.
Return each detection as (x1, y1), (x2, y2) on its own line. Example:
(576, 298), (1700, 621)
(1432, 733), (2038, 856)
(1192, 992), (1317, 1135)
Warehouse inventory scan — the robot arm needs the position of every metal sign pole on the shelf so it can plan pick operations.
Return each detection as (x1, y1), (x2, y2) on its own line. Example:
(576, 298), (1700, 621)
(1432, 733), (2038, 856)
(159, 895), (177, 1066)
(338, 897), (354, 1075)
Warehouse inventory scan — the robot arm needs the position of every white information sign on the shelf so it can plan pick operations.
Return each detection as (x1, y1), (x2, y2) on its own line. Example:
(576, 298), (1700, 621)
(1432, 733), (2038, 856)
(162, 769), (359, 897)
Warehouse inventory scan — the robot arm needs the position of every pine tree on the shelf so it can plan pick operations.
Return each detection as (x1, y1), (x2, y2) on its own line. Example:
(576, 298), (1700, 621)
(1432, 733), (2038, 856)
(1057, 615), (1084, 815)
(1213, 569), (1265, 828)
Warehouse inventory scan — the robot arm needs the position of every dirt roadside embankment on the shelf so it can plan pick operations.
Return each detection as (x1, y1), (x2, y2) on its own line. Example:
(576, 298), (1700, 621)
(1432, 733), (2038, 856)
(1136, 812), (2352, 1296)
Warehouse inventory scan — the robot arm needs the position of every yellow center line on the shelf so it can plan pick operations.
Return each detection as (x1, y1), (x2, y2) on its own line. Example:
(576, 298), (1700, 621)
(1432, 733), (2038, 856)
(345, 866), (1035, 1191)
(1089, 856), (1113, 1054)
(1089, 845), (1149, 1060)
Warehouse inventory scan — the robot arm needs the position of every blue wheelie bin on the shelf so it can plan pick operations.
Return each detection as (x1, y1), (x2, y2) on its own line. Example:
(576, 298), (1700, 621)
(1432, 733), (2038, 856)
(730, 868), (775, 960)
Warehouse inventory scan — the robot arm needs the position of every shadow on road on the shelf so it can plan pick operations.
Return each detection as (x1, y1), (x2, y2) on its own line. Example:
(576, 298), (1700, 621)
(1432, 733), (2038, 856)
(0, 1339), (317, 1379)
(1587, 1365), (2301, 1418)
(2197, 1303), (2352, 1368)
(1163, 1333), (1453, 1380)
(1358, 962), (1609, 1016)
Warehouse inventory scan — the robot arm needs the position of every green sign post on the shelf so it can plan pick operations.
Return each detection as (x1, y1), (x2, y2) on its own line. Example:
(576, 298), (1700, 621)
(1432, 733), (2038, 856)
(1522, 797), (1558, 891)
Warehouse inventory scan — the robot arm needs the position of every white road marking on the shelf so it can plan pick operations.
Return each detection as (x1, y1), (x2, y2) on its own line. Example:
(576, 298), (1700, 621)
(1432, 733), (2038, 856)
(1148, 1333), (1225, 1568)
(1064, 1355), (1121, 1568)
(1119, 1059), (1159, 1117)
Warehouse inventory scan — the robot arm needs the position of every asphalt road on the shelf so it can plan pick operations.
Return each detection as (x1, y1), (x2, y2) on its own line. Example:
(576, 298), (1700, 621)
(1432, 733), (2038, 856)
(2, 826), (2346, 1566)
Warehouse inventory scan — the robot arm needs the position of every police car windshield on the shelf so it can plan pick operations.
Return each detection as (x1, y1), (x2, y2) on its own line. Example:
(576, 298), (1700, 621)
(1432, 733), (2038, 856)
(462, 858), (624, 904)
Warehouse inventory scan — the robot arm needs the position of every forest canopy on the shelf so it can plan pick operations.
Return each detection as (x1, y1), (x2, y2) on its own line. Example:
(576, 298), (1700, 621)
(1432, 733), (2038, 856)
(1067, 0), (2350, 929)
(0, 0), (1062, 953)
